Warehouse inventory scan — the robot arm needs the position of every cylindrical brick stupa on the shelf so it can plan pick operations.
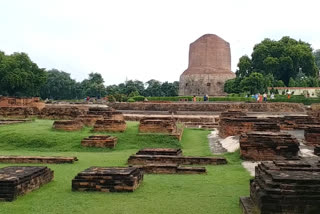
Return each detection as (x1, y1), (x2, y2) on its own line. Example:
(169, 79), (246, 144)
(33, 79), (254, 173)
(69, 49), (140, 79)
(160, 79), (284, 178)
(179, 34), (236, 96)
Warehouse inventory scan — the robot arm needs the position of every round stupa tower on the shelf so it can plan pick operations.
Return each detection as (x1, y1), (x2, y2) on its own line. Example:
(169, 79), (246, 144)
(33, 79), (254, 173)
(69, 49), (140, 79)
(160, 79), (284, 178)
(179, 34), (235, 96)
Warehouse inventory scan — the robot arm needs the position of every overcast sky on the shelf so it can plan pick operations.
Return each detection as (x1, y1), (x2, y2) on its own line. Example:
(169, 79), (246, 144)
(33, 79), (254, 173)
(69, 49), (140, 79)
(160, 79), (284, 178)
(1, 0), (319, 85)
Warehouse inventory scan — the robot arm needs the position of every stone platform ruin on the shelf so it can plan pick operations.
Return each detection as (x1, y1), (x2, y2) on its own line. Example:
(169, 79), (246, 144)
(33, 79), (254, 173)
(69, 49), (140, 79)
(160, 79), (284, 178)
(72, 167), (143, 192)
(81, 135), (118, 148)
(240, 132), (299, 161)
(240, 159), (320, 214)
(0, 166), (54, 201)
(93, 119), (126, 132)
(0, 155), (78, 164)
(52, 120), (83, 131)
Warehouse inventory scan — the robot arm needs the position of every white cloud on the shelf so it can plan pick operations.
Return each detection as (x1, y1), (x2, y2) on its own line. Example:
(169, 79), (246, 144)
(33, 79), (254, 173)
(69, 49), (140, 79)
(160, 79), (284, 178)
(0, 0), (319, 85)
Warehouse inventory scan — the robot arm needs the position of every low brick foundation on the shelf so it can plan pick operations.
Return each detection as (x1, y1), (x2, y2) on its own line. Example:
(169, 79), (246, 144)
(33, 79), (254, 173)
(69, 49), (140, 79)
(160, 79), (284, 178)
(0, 119), (31, 126)
(53, 120), (83, 131)
(81, 135), (118, 148)
(280, 115), (320, 130)
(136, 148), (182, 156)
(108, 102), (306, 113)
(0, 155), (78, 164)
(240, 160), (320, 213)
(132, 164), (206, 174)
(93, 119), (127, 132)
(0, 166), (54, 201)
(128, 155), (227, 165)
(240, 132), (299, 161)
(72, 167), (143, 192)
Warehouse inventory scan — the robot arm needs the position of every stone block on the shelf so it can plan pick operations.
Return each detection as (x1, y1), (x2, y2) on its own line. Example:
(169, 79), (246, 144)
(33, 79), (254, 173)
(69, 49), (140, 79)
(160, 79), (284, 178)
(72, 167), (143, 192)
(0, 166), (54, 201)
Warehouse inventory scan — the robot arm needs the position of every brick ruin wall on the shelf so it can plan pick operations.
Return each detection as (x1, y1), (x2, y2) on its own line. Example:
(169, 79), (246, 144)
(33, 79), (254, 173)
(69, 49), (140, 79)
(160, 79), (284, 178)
(108, 102), (306, 113)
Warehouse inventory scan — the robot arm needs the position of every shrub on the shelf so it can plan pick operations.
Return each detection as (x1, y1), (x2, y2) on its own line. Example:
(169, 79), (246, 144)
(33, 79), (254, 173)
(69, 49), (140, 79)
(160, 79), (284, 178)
(127, 98), (135, 102)
(132, 96), (145, 102)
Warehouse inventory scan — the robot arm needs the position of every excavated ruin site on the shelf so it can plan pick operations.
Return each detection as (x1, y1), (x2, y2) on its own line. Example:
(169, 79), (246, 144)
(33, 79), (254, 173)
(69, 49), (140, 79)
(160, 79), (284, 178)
(1, 96), (320, 213)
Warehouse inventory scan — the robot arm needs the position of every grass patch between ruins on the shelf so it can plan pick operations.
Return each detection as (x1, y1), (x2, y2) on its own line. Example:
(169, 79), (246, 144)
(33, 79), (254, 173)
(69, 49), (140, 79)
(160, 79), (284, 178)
(0, 120), (251, 214)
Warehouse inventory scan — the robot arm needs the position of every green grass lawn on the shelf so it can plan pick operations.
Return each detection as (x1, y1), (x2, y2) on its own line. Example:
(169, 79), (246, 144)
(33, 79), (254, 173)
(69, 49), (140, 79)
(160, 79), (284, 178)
(0, 120), (251, 214)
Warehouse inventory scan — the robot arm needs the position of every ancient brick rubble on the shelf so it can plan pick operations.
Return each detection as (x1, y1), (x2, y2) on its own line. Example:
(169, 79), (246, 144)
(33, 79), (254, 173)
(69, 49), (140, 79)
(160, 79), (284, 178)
(0, 166), (54, 201)
(72, 167), (143, 192)
(304, 125), (320, 146)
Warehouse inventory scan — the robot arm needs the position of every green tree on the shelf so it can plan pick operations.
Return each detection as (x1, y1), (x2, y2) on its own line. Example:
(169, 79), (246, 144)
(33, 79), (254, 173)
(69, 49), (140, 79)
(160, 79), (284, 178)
(314, 49), (320, 71)
(240, 72), (266, 94)
(0, 52), (47, 96)
(235, 55), (252, 78)
(40, 69), (79, 100)
(144, 79), (163, 97)
(81, 72), (106, 98)
(240, 36), (318, 85)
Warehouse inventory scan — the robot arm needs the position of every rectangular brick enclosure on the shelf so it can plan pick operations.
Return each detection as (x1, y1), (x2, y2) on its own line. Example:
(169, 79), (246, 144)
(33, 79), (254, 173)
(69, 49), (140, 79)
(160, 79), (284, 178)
(128, 155), (227, 165)
(0, 155), (78, 164)
(52, 120), (83, 131)
(93, 119), (127, 132)
(239, 132), (299, 161)
(81, 135), (118, 148)
(240, 160), (320, 213)
(136, 148), (182, 156)
(0, 166), (54, 201)
(72, 167), (143, 192)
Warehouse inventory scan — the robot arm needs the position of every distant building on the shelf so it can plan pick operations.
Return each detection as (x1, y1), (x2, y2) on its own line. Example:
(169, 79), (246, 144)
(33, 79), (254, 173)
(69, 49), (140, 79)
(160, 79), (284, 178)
(179, 34), (235, 96)
(268, 87), (320, 97)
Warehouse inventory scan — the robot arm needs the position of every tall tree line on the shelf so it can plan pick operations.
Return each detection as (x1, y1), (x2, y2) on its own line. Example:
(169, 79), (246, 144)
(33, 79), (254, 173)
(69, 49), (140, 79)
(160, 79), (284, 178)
(0, 51), (179, 99)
